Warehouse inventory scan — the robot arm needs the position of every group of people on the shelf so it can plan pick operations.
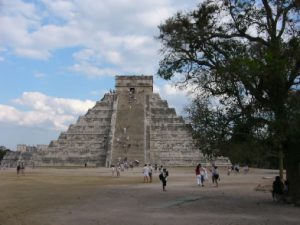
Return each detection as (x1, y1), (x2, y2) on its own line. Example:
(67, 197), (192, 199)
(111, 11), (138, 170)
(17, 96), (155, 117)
(195, 163), (290, 203)
(227, 164), (249, 176)
(141, 164), (169, 191)
(111, 163), (126, 177)
(195, 164), (220, 187)
(142, 164), (153, 183)
(111, 160), (141, 177)
(143, 164), (169, 191)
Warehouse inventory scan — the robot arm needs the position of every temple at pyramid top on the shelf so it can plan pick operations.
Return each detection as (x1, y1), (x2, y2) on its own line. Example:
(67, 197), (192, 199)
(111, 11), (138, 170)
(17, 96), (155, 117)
(116, 75), (153, 89)
(4, 75), (212, 167)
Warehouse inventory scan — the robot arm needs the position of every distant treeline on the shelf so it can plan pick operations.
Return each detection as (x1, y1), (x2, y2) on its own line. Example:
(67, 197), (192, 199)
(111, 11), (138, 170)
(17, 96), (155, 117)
(0, 146), (12, 161)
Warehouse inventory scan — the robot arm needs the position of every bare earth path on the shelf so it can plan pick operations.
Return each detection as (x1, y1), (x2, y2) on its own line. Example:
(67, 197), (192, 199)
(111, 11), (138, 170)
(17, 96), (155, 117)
(0, 167), (299, 225)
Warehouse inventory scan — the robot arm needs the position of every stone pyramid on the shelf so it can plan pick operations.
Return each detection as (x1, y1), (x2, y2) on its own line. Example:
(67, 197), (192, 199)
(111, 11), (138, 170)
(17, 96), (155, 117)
(33, 76), (205, 167)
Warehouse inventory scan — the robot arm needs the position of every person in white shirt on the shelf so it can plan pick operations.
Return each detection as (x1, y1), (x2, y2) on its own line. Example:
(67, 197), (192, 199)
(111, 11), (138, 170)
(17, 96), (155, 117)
(143, 164), (149, 183)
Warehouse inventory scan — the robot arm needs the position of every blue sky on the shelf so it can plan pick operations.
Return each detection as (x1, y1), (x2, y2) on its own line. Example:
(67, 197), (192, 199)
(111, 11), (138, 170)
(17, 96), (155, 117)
(0, 0), (199, 150)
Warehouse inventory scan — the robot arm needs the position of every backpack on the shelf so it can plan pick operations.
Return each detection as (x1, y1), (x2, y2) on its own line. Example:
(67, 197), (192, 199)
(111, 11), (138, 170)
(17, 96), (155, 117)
(159, 173), (163, 180)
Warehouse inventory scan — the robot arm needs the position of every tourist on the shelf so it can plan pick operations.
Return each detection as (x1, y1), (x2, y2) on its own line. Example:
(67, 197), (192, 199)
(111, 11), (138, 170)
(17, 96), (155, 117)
(195, 164), (202, 186)
(158, 165), (163, 173)
(148, 164), (153, 183)
(234, 164), (240, 174)
(111, 165), (115, 176)
(283, 180), (289, 196)
(120, 163), (124, 172)
(124, 161), (128, 170)
(116, 165), (121, 177)
(143, 164), (149, 183)
(154, 164), (158, 173)
(159, 168), (169, 191)
(227, 166), (232, 176)
(200, 165), (206, 186)
(212, 166), (220, 187)
(272, 176), (284, 202)
(243, 165), (249, 174)
(203, 166), (208, 182)
(16, 161), (21, 175)
(129, 161), (133, 169)
(20, 160), (25, 175)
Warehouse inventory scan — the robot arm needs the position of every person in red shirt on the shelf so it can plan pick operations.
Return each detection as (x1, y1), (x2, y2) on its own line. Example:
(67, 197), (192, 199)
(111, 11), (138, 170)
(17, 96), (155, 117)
(195, 164), (202, 186)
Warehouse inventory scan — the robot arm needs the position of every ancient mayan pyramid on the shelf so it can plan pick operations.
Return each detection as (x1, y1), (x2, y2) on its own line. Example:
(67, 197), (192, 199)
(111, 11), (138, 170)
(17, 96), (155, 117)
(32, 76), (204, 167)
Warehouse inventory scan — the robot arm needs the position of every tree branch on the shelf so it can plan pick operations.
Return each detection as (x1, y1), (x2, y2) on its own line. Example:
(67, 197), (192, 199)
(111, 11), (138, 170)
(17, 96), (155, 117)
(277, 2), (296, 38)
(262, 0), (276, 37)
(227, 4), (269, 46)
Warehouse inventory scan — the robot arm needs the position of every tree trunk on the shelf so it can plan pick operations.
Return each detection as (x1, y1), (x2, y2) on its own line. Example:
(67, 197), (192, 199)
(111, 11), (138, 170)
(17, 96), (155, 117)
(286, 149), (300, 206)
(279, 150), (284, 180)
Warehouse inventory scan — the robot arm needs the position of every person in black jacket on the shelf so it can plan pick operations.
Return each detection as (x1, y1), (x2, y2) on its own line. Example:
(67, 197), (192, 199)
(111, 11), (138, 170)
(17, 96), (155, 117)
(272, 176), (284, 202)
(159, 168), (169, 191)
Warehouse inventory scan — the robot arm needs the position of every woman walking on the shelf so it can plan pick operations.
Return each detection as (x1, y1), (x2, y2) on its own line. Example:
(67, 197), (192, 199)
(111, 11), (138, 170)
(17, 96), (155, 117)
(212, 166), (220, 187)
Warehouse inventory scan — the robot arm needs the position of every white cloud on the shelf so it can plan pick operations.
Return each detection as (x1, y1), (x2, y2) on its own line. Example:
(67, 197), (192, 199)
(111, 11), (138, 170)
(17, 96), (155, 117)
(14, 92), (95, 114)
(72, 49), (95, 62)
(34, 72), (46, 78)
(164, 84), (181, 96)
(1, 0), (40, 18)
(0, 104), (69, 129)
(41, 0), (75, 20)
(0, 47), (6, 61)
(105, 51), (122, 64)
(69, 63), (117, 78)
(153, 84), (161, 93)
(0, 0), (198, 76)
(153, 82), (194, 115)
(0, 92), (96, 130)
(136, 7), (171, 27)
(0, 105), (22, 123)
(15, 48), (50, 59)
(155, 82), (197, 97)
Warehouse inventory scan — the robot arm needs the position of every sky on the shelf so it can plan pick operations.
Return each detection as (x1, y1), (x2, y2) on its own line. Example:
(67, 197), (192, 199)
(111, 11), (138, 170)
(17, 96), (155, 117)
(0, 0), (199, 150)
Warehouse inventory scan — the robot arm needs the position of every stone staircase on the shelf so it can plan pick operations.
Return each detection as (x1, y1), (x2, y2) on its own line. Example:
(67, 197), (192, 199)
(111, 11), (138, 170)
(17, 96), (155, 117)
(110, 90), (145, 165)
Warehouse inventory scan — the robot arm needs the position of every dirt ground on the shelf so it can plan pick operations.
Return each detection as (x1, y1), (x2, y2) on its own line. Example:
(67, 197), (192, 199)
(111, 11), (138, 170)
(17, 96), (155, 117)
(0, 167), (299, 225)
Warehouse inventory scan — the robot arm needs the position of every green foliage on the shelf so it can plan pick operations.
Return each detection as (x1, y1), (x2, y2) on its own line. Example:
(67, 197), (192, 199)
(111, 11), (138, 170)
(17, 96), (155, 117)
(184, 96), (280, 167)
(0, 146), (11, 161)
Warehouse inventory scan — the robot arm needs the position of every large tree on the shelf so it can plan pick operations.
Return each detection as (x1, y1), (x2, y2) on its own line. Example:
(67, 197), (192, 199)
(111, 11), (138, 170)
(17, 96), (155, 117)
(157, 0), (300, 204)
